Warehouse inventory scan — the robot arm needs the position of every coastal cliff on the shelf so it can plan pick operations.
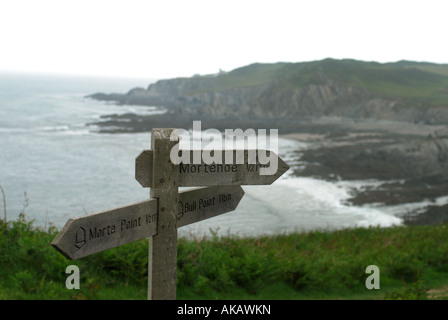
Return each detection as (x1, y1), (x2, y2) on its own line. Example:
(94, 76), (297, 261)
(88, 59), (448, 125)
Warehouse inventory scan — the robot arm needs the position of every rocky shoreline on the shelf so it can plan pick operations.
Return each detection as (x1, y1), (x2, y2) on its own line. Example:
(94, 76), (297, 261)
(281, 119), (448, 226)
(88, 112), (448, 226)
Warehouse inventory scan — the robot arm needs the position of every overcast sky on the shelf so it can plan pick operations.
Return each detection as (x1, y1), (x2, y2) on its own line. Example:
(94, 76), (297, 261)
(1, 0), (447, 79)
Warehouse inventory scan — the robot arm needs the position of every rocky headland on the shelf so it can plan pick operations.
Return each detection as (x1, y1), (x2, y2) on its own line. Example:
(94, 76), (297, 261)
(86, 59), (448, 226)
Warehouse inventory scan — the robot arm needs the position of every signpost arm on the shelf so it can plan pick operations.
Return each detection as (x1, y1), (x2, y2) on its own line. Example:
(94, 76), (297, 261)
(148, 128), (179, 300)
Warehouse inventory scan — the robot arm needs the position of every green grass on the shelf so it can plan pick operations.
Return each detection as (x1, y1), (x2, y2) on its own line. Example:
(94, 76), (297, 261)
(189, 59), (448, 106)
(185, 62), (287, 94)
(274, 59), (448, 105)
(1, 214), (448, 300)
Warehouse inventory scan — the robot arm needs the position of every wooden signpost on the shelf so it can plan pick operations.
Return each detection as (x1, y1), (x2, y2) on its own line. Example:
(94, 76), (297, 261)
(51, 128), (289, 300)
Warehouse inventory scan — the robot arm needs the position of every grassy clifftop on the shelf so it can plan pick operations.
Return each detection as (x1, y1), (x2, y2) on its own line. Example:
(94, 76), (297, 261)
(196, 58), (448, 105)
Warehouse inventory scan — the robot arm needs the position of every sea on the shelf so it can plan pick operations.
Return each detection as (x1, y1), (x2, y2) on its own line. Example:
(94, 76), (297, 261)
(0, 72), (436, 238)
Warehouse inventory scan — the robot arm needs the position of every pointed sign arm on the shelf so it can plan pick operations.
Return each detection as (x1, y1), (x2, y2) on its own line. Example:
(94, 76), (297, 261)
(136, 149), (290, 187)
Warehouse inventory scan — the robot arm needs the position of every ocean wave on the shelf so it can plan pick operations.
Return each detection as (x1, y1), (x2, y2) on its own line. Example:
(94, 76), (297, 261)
(276, 177), (403, 229)
(40, 125), (70, 132)
(89, 101), (168, 117)
(380, 195), (448, 217)
(0, 127), (31, 133)
(122, 106), (167, 116)
(0, 124), (94, 136)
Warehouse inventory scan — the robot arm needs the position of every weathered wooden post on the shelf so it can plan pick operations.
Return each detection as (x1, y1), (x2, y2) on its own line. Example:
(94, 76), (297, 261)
(148, 128), (179, 300)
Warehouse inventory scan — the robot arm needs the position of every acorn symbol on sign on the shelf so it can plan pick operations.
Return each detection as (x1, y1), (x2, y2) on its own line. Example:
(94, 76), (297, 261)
(75, 227), (86, 249)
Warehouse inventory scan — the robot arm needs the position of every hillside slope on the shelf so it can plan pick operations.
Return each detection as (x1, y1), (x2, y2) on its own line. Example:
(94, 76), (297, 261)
(88, 59), (448, 124)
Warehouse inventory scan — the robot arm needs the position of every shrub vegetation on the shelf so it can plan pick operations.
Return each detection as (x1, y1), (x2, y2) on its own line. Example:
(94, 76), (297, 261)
(1, 214), (448, 300)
